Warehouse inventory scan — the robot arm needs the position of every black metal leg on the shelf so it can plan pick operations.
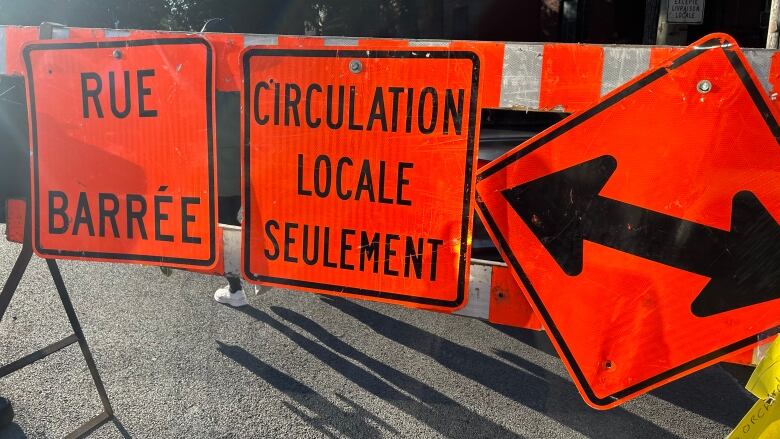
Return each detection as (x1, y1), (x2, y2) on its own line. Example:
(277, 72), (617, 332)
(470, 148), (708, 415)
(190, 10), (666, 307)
(46, 259), (114, 418)
(0, 239), (32, 322)
(0, 22), (115, 436)
(0, 249), (114, 437)
(0, 191), (32, 323)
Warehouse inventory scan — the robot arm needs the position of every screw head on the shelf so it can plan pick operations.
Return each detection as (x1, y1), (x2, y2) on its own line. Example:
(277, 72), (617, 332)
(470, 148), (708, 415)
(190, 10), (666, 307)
(112, 49), (122, 59)
(348, 59), (362, 74)
(697, 79), (712, 93)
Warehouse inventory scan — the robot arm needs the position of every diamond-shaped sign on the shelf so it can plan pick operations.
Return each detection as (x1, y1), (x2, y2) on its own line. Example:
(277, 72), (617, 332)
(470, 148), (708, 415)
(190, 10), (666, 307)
(477, 34), (780, 408)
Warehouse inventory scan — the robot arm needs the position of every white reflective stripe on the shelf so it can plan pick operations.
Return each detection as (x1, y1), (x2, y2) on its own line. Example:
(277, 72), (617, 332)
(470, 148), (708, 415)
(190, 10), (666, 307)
(471, 258), (507, 267)
(220, 223), (495, 317)
(600, 46), (650, 96)
(51, 27), (69, 39)
(454, 264), (491, 319)
(105, 29), (131, 38)
(221, 224), (242, 276)
(324, 37), (359, 46)
(408, 40), (450, 47)
(500, 43), (543, 109)
(243, 34), (278, 47)
(0, 27), (6, 75)
(744, 49), (774, 96)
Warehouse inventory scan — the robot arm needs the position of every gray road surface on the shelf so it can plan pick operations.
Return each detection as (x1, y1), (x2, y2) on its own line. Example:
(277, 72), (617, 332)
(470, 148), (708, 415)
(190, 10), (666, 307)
(0, 226), (753, 438)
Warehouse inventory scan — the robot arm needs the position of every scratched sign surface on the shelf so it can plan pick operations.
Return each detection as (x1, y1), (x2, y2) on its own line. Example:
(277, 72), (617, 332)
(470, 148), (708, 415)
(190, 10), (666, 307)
(477, 34), (780, 408)
(24, 38), (217, 269)
(241, 48), (480, 310)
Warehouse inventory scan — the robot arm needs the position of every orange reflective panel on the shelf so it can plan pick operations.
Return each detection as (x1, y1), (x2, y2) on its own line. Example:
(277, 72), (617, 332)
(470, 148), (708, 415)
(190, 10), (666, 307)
(241, 47), (481, 311)
(488, 265), (543, 330)
(4, 199), (26, 244)
(24, 38), (218, 269)
(477, 34), (780, 408)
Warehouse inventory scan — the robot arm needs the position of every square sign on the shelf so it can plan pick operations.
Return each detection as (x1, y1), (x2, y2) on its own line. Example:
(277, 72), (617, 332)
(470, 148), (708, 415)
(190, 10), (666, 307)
(241, 48), (480, 310)
(667, 0), (705, 24)
(477, 34), (779, 408)
(24, 38), (217, 269)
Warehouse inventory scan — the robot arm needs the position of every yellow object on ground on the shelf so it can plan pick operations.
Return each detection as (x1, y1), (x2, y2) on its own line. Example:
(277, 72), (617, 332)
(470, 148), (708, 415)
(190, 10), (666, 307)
(727, 337), (780, 439)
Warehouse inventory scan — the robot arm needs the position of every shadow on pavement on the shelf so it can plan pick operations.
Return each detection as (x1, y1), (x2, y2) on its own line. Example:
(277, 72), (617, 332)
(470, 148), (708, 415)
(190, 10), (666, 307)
(489, 323), (558, 357)
(492, 319), (754, 427)
(649, 365), (752, 427)
(217, 340), (393, 439)
(322, 296), (683, 439)
(0, 423), (25, 438)
(230, 305), (523, 438)
(0, 410), (131, 438)
(112, 417), (132, 438)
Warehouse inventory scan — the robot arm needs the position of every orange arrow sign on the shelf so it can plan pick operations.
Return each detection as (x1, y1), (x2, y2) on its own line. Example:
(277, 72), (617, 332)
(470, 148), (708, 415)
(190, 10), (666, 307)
(477, 34), (780, 408)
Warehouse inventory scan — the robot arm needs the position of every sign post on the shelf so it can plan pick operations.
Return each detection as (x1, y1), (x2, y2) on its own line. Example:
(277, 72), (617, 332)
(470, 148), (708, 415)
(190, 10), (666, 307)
(477, 34), (780, 408)
(241, 47), (480, 310)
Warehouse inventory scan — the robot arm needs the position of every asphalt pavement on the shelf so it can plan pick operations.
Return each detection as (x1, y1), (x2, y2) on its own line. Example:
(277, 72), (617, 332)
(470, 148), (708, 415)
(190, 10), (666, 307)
(0, 225), (754, 438)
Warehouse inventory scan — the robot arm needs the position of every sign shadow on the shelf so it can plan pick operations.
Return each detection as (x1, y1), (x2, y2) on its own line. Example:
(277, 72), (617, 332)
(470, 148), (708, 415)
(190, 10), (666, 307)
(228, 305), (523, 438)
(322, 296), (681, 439)
(216, 340), (394, 439)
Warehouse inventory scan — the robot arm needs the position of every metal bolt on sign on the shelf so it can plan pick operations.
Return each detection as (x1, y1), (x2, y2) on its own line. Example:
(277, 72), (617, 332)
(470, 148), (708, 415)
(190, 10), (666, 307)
(697, 79), (712, 93)
(348, 59), (362, 73)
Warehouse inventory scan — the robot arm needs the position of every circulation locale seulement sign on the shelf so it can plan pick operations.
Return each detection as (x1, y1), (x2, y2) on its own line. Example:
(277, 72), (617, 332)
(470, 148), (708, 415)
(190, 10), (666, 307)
(241, 48), (481, 310)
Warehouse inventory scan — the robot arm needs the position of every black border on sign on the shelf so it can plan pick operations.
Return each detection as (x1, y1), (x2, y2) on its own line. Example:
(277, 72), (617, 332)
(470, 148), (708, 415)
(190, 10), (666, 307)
(241, 49), (480, 308)
(23, 38), (217, 267)
(477, 37), (777, 407)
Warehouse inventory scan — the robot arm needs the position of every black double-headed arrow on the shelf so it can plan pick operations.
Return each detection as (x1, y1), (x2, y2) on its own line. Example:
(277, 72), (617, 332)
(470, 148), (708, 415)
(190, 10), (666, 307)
(502, 155), (780, 317)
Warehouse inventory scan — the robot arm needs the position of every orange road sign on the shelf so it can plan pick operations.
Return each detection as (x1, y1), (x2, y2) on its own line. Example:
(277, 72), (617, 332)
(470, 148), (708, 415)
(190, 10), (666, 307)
(241, 47), (480, 310)
(476, 34), (780, 408)
(24, 38), (218, 269)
